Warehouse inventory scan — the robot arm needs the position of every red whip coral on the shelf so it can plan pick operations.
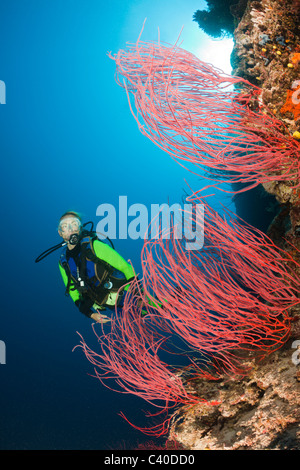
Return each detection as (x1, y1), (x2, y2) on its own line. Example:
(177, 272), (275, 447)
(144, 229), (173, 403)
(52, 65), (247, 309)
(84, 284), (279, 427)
(139, 196), (300, 376)
(76, 35), (300, 437)
(76, 285), (209, 436)
(76, 302), (198, 407)
(76, 196), (300, 435)
(109, 35), (300, 191)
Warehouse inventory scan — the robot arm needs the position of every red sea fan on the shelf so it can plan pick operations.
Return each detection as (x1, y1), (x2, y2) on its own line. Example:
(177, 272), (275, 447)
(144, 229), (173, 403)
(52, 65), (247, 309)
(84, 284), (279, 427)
(109, 35), (300, 191)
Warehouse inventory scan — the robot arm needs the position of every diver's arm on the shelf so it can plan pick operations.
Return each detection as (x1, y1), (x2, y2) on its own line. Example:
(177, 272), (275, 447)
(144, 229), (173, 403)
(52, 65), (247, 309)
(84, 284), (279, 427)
(90, 312), (111, 323)
(58, 262), (80, 303)
(58, 262), (93, 318)
(92, 240), (165, 312)
(92, 240), (166, 309)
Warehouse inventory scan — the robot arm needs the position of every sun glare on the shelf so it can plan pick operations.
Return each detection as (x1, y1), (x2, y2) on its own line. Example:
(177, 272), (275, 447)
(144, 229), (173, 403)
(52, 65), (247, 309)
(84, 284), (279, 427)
(196, 38), (234, 74)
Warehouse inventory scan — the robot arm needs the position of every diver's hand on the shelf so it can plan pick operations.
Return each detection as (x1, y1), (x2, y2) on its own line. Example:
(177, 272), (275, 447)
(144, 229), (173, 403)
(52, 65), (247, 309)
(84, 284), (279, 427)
(90, 312), (111, 324)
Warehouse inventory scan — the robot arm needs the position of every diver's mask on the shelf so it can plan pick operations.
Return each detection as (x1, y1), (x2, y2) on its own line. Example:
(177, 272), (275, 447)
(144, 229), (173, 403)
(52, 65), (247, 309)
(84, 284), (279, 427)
(35, 219), (115, 263)
(58, 217), (82, 245)
(58, 217), (82, 234)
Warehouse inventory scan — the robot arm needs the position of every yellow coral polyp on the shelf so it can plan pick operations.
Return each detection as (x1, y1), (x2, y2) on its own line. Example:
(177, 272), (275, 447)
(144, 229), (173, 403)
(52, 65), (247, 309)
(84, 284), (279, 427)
(293, 131), (300, 140)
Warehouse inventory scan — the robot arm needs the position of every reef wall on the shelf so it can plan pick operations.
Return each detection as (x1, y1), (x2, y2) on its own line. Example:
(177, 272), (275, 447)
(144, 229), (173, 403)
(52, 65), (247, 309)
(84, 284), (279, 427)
(170, 0), (300, 450)
(232, 0), (300, 206)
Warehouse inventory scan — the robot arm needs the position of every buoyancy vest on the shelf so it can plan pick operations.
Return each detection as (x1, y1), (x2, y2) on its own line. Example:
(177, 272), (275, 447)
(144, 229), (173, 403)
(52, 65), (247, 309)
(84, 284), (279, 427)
(59, 236), (129, 308)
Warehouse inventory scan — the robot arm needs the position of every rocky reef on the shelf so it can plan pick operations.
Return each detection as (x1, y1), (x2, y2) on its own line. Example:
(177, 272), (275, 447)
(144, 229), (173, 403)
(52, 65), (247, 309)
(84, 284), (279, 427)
(170, 339), (300, 450)
(169, 0), (300, 450)
(232, 0), (300, 207)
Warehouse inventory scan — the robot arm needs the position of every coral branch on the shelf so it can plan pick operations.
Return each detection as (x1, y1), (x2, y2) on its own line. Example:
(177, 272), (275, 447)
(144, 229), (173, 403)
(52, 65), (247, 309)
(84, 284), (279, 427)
(76, 194), (300, 436)
(76, 291), (201, 410)
(139, 196), (300, 376)
(109, 39), (300, 191)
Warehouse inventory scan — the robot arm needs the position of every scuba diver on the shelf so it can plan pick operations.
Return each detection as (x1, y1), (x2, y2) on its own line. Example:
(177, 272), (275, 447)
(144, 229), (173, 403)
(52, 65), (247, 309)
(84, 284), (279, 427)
(35, 211), (137, 323)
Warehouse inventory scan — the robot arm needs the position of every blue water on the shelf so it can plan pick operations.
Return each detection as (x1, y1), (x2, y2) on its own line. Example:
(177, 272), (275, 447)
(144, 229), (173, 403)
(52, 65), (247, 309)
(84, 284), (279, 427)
(0, 0), (278, 450)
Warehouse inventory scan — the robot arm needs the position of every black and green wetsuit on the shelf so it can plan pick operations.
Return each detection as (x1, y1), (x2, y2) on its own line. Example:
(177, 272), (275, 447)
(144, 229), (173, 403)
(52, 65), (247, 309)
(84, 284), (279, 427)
(59, 235), (136, 318)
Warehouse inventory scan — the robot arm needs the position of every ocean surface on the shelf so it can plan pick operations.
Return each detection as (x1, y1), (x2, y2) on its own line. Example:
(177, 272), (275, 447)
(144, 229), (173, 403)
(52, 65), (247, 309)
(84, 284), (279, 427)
(0, 0), (279, 450)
